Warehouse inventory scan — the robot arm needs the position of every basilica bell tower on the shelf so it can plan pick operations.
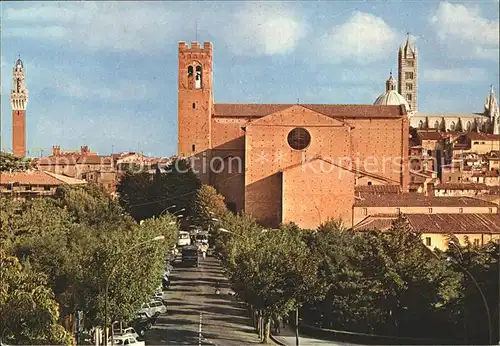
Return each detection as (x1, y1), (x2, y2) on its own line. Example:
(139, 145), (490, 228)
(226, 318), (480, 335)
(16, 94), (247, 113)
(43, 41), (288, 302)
(10, 57), (29, 157)
(398, 35), (418, 112)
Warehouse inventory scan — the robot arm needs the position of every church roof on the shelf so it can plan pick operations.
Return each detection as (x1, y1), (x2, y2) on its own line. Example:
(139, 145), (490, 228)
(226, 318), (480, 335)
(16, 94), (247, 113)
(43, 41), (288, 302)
(373, 90), (410, 109)
(213, 104), (405, 119)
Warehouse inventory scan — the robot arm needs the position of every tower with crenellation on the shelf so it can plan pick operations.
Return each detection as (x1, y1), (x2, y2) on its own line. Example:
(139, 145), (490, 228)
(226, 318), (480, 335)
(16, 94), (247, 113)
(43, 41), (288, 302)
(177, 42), (214, 183)
(10, 57), (29, 157)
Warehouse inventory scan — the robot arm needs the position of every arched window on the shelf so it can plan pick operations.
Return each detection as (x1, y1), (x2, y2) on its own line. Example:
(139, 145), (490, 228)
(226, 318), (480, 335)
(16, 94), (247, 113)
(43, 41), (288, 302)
(450, 121), (456, 131)
(418, 120), (423, 129)
(434, 120), (439, 129)
(187, 65), (194, 89)
(195, 66), (202, 89)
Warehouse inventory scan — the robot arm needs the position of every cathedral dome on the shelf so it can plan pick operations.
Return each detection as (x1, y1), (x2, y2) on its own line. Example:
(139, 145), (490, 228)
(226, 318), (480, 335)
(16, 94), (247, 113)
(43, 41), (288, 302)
(374, 90), (410, 109)
(374, 71), (410, 111)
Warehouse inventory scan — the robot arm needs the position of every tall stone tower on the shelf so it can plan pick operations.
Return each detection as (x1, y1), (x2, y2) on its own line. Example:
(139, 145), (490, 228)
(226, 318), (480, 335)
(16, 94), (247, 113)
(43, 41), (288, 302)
(10, 58), (29, 157)
(398, 35), (418, 112)
(177, 42), (214, 182)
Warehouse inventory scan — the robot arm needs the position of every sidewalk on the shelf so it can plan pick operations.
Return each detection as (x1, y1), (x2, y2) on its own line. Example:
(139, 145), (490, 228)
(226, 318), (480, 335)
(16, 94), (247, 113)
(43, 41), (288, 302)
(271, 324), (354, 346)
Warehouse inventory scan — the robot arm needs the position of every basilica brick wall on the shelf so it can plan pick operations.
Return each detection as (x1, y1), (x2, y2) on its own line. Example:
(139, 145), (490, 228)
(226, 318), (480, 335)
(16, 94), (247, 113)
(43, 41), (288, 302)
(177, 41), (410, 228)
(244, 106), (353, 227)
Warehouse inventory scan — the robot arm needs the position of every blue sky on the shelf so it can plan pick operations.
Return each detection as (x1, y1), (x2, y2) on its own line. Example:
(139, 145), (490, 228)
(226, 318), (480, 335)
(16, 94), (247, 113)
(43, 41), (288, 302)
(1, 1), (498, 157)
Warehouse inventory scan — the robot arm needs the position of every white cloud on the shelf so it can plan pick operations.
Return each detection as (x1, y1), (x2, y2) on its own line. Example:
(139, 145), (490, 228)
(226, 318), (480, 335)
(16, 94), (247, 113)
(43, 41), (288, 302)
(3, 2), (182, 54)
(429, 2), (499, 60)
(422, 67), (487, 83)
(316, 12), (399, 65)
(222, 3), (307, 56)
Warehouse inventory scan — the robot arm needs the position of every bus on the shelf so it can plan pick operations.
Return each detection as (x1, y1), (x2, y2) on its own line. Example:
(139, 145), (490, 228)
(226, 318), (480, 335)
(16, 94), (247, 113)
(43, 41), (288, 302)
(177, 231), (191, 247)
(181, 245), (199, 267)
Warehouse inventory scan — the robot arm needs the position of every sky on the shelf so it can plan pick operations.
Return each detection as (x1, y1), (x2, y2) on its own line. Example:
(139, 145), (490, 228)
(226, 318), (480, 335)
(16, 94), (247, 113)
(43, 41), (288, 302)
(1, 1), (499, 158)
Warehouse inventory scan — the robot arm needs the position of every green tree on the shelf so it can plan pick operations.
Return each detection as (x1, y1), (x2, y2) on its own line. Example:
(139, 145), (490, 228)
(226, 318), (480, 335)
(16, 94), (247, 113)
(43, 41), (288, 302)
(192, 184), (229, 234)
(117, 158), (201, 222)
(0, 152), (33, 172)
(0, 250), (75, 345)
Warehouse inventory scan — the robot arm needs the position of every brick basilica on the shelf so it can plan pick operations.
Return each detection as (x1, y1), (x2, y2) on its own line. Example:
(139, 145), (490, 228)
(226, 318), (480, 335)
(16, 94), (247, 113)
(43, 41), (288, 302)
(177, 41), (411, 229)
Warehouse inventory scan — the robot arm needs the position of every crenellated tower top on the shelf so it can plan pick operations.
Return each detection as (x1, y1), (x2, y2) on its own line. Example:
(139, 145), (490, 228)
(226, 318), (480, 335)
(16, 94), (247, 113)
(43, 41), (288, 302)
(11, 57), (29, 111)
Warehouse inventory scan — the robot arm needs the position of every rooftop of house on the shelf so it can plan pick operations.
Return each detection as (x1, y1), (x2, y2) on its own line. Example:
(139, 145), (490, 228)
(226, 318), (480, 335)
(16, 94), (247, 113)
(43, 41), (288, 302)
(213, 104), (405, 119)
(0, 170), (87, 186)
(434, 183), (490, 190)
(354, 194), (497, 208)
(355, 213), (500, 234)
(467, 132), (500, 141)
(354, 184), (402, 194)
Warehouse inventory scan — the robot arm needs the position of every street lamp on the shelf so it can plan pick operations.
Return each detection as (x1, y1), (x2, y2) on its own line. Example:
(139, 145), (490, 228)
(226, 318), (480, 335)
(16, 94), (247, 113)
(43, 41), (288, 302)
(160, 205), (176, 216)
(447, 256), (492, 346)
(104, 235), (165, 345)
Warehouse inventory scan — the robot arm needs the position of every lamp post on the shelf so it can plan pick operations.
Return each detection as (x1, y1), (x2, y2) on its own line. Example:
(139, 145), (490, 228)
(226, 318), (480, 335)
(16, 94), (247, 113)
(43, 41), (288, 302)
(447, 256), (492, 346)
(159, 205), (176, 216)
(104, 235), (165, 345)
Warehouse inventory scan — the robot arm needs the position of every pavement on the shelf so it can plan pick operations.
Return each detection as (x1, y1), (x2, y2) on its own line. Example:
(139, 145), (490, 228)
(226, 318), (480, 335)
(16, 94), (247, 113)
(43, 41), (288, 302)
(144, 254), (262, 346)
(271, 324), (356, 346)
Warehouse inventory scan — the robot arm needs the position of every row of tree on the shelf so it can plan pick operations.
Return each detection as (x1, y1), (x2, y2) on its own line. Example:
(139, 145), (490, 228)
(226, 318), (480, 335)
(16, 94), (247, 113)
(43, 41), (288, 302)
(207, 205), (500, 344)
(1, 184), (179, 344)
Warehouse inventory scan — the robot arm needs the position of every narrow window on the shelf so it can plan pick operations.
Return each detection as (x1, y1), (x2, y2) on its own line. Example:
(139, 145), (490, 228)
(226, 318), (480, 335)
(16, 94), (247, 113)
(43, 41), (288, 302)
(428, 208), (433, 213)
(473, 239), (480, 246)
(395, 208), (401, 214)
(488, 207), (493, 213)
(406, 83), (413, 90)
(192, 144), (195, 152)
(187, 65), (194, 77)
(425, 237), (431, 246)
(363, 208), (367, 216)
(192, 103), (196, 109)
(407, 94), (412, 101)
(44, 186), (51, 191)
(195, 66), (202, 89)
(405, 72), (414, 79)
(25, 185), (32, 191)
(408, 61), (415, 67)
(459, 207), (463, 213)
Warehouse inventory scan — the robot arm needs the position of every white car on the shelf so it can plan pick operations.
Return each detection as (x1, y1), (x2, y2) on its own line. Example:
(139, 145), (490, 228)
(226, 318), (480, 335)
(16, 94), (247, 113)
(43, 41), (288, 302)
(112, 335), (145, 346)
(138, 301), (166, 316)
(114, 327), (139, 340)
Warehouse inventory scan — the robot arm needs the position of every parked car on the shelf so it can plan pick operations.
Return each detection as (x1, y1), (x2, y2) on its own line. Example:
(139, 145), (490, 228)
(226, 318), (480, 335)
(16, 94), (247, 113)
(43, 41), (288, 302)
(137, 301), (166, 317)
(151, 296), (167, 307)
(132, 312), (157, 329)
(111, 335), (145, 346)
(114, 327), (139, 340)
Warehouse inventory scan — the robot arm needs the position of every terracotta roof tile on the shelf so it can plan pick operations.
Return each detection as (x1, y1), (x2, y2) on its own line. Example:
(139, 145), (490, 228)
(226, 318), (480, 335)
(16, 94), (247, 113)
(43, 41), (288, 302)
(355, 185), (402, 194)
(213, 104), (404, 119)
(355, 214), (500, 234)
(434, 183), (489, 190)
(1, 170), (66, 185)
(354, 194), (497, 207)
(417, 131), (445, 141)
(406, 214), (500, 234)
(353, 215), (396, 231)
(467, 133), (500, 141)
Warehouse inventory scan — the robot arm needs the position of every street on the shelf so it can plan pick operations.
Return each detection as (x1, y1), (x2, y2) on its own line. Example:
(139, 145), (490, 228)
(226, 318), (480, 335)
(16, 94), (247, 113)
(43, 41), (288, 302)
(144, 254), (261, 345)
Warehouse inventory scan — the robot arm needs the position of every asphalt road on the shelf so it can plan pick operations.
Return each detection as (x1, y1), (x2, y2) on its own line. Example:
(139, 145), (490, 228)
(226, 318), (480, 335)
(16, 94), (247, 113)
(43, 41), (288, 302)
(144, 254), (262, 346)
